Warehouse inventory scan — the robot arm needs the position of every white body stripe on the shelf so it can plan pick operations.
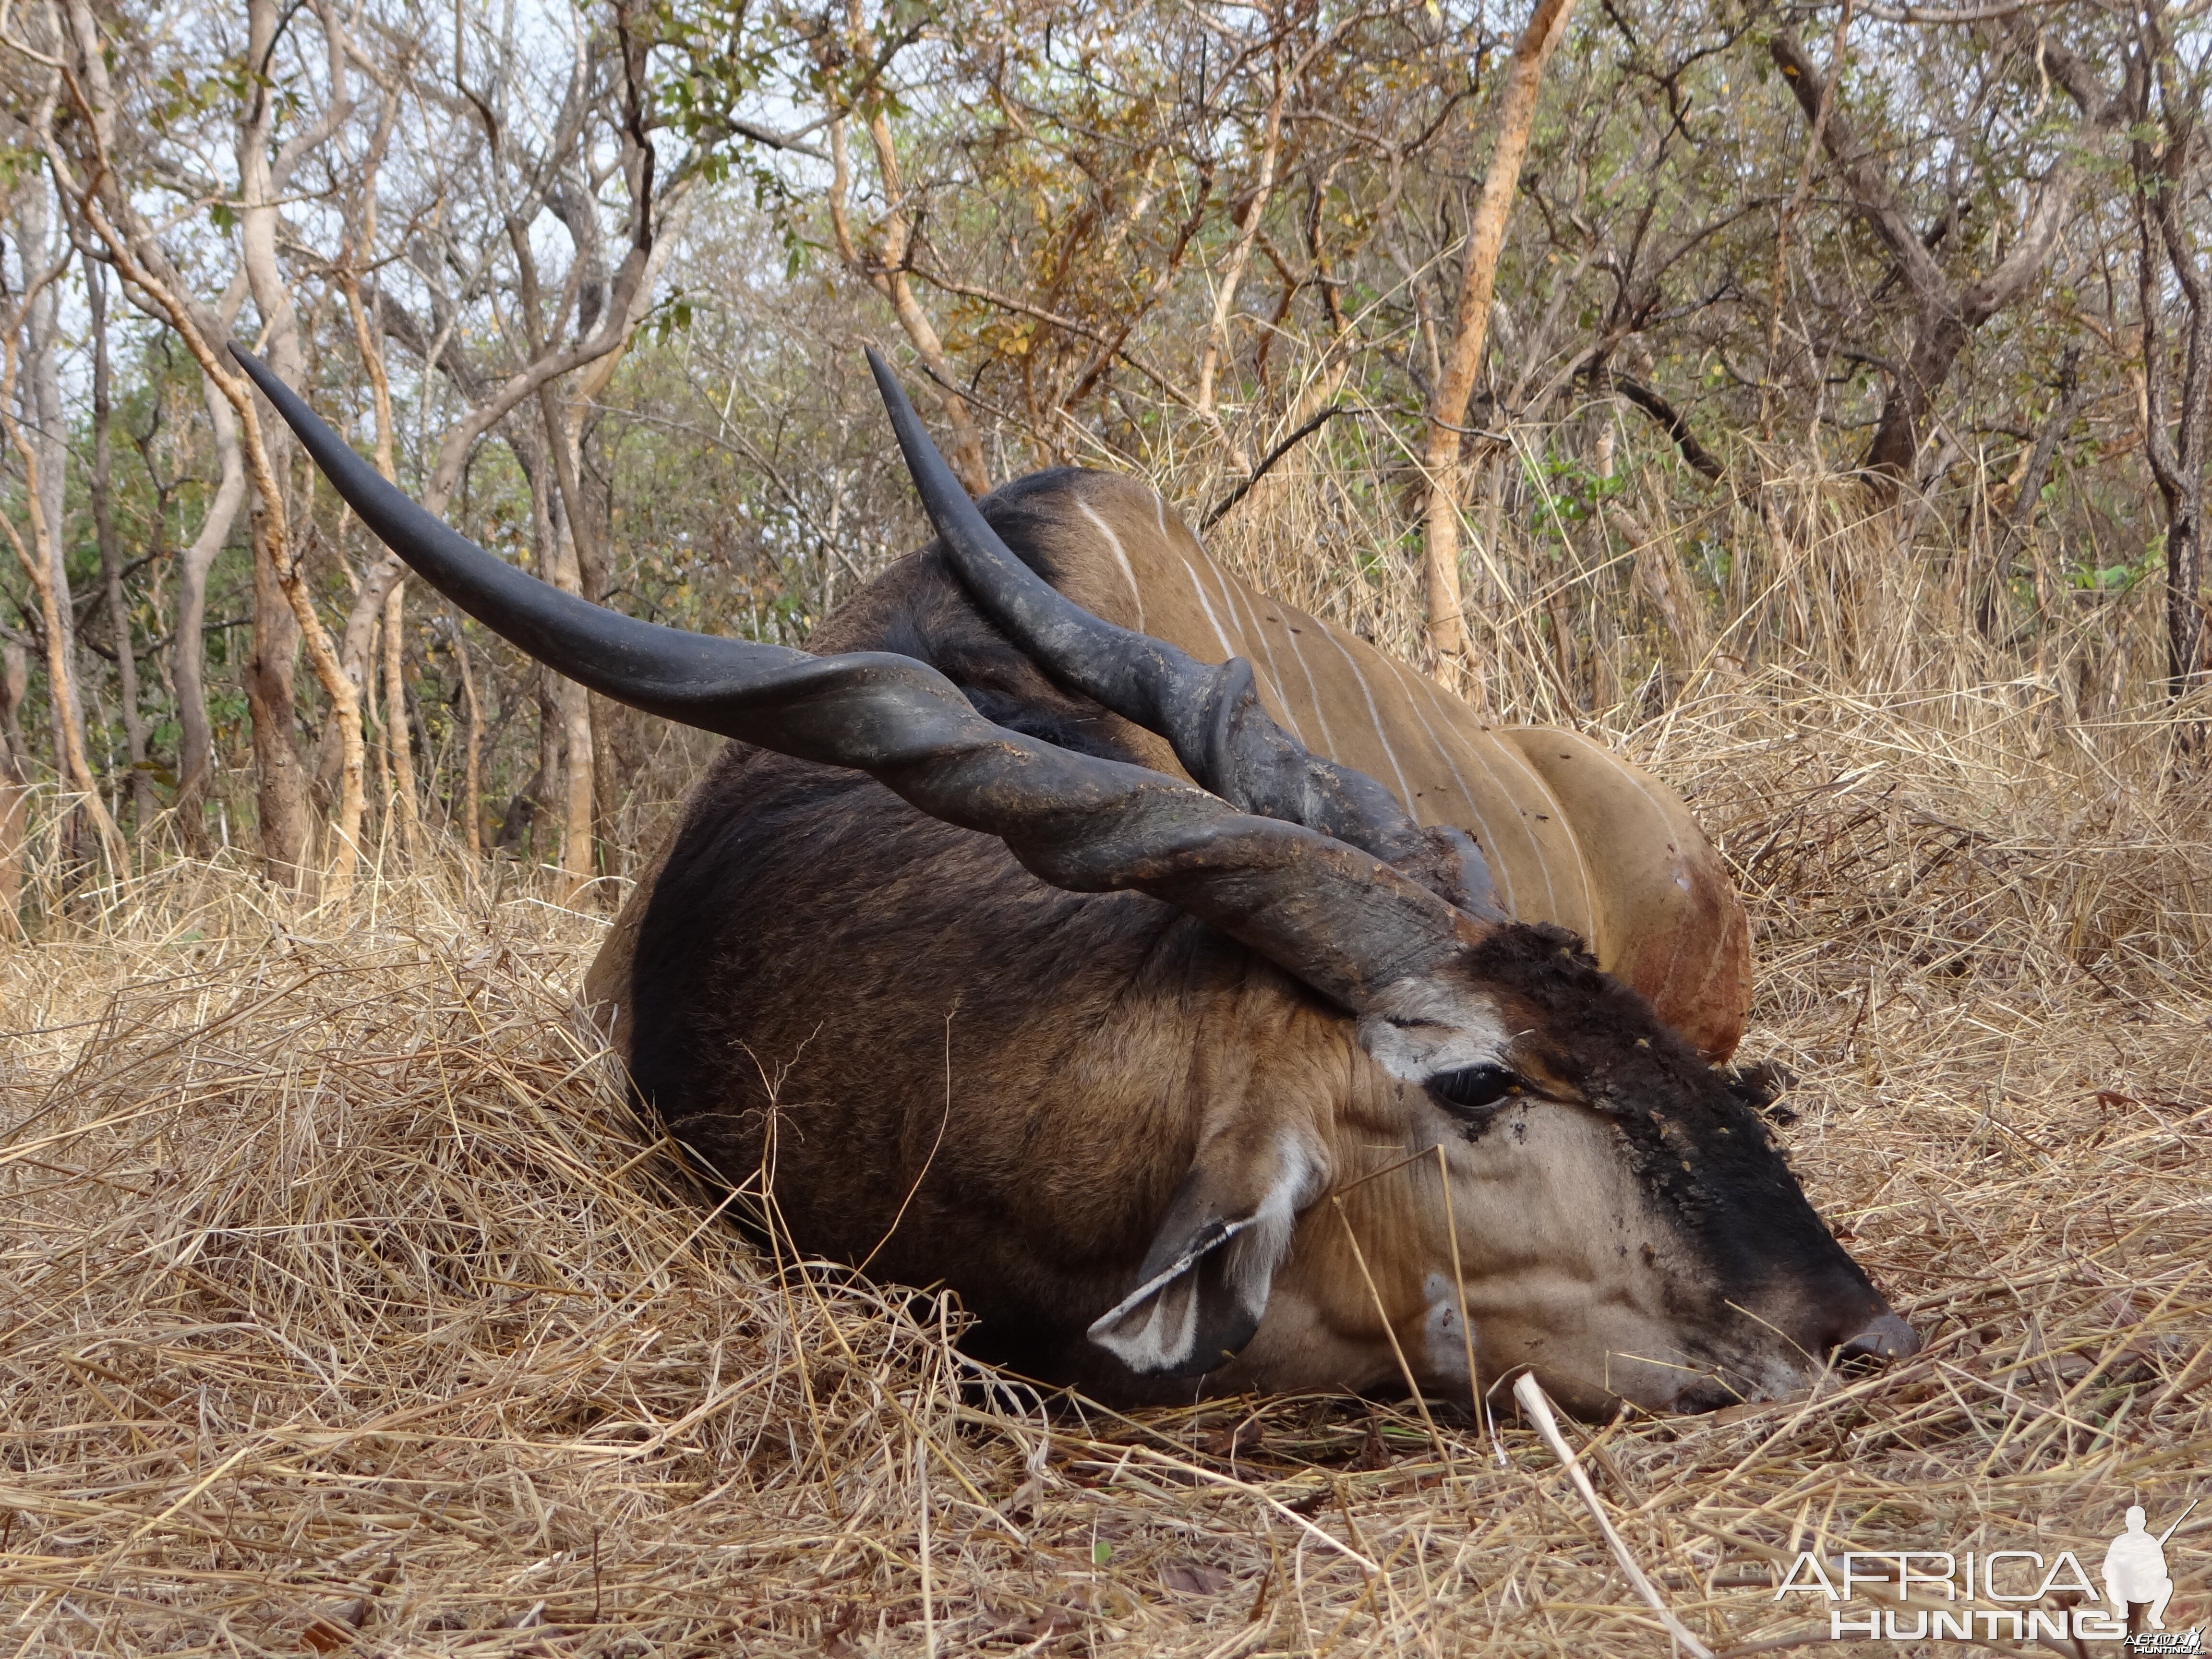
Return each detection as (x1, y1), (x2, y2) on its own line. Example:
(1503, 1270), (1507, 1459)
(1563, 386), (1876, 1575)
(1178, 556), (1241, 663)
(1228, 583), (1304, 740)
(1317, 622), (1417, 812)
(1381, 659), (1519, 911)
(1078, 498), (1146, 632)
(1270, 613), (1339, 757)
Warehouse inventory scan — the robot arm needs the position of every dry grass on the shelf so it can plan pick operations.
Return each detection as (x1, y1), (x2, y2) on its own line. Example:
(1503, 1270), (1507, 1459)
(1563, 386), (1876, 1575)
(5, 478), (2212, 1655)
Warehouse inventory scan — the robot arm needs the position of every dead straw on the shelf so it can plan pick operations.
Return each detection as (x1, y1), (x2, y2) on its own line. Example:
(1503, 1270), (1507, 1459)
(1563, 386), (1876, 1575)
(3, 470), (2209, 1653)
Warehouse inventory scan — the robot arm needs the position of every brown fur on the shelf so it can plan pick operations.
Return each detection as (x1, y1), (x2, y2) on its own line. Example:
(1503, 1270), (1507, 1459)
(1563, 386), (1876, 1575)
(583, 471), (1890, 1410)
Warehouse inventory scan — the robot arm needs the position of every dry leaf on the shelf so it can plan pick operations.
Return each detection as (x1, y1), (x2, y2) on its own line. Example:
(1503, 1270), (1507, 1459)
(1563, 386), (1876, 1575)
(1161, 1561), (1235, 1595)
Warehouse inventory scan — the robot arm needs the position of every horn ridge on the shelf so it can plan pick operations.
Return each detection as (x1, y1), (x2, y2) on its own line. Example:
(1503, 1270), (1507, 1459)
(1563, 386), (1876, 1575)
(238, 342), (1479, 1010)
(864, 347), (1499, 918)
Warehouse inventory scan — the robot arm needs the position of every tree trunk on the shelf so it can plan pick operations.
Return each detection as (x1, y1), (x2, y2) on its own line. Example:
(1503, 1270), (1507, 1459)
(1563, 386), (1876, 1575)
(19, 201), (94, 860)
(237, 0), (308, 882)
(1195, 73), (1286, 433)
(0, 640), (27, 935)
(450, 618), (483, 859)
(234, 0), (364, 897)
(496, 670), (563, 863)
(341, 271), (422, 861)
(246, 513), (311, 883)
(0, 247), (122, 869)
(2156, 310), (2210, 700)
(1420, 0), (1578, 669)
(554, 673), (594, 897)
(367, 606), (390, 820)
(335, 268), (409, 795)
(1768, 25), (2112, 494)
(543, 486), (596, 902)
(88, 255), (153, 831)
(498, 457), (568, 868)
(1861, 301), (1969, 482)
(1983, 346), (2084, 636)
(2131, 7), (2212, 703)
(533, 379), (612, 901)
(2168, 508), (2205, 694)
(174, 379), (247, 847)
(590, 691), (628, 883)
(383, 584), (421, 857)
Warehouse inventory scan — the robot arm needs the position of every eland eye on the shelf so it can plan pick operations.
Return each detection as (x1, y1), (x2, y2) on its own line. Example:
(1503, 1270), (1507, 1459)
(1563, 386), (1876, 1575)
(1427, 1062), (1520, 1112)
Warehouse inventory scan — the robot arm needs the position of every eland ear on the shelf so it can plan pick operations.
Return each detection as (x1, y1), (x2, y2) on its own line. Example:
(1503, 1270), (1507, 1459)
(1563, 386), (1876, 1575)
(1087, 1128), (1326, 1378)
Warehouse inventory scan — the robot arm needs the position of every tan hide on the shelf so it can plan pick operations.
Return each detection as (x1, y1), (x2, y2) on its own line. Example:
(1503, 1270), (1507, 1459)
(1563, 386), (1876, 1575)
(589, 473), (1750, 1059)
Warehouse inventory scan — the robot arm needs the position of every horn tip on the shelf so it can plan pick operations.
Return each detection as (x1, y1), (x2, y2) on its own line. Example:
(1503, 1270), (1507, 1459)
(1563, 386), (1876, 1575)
(865, 345), (926, 439)
(229, 342), (276, 393)
(863, 345), (903, 405)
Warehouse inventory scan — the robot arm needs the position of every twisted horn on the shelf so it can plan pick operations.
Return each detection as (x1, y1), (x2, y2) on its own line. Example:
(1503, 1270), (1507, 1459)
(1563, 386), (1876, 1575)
(864, 348), (1499, 919)
(232, 344), (1480, 1011)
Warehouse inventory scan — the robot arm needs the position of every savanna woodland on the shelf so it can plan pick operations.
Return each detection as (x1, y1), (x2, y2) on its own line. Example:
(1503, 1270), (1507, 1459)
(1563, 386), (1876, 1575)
(0, 0), (2207, 1652)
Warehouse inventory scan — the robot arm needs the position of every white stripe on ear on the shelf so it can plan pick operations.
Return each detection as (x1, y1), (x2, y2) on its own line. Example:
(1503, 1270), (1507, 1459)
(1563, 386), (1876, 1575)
(1086, 1131), (1321, 1376)
(1086, 1214), (1257, 1372)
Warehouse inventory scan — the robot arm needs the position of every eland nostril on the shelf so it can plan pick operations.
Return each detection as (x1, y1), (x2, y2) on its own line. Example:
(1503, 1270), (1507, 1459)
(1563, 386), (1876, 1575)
(1837, 1312), (1921, 1365)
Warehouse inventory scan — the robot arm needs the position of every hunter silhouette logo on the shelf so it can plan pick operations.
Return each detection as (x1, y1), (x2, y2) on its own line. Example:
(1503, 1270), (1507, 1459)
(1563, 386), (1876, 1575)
(2107, 1506), (2177, 1632)
(2108, 1503), (2201, 1655)
(1770, 1499), (2200, 1647)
